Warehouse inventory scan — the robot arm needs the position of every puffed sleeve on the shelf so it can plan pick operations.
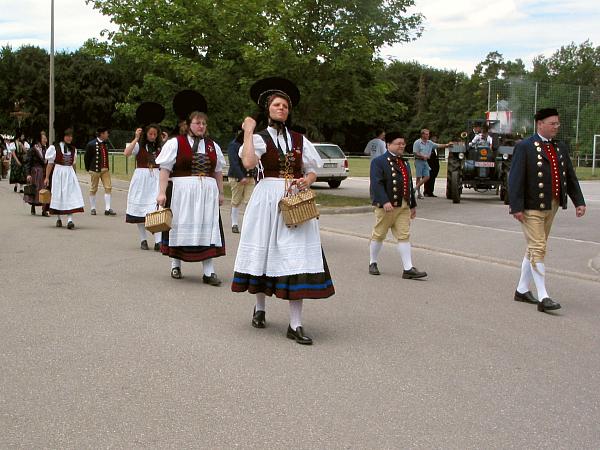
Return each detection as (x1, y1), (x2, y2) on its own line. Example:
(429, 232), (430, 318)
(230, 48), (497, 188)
(301, 138), (323, 175)
(155, 137), (178, 171)
(131, 142), (140, 156)
(213, 142), (226, 173)
(239, 134), (267, 159)
(45, 145), (57, 163)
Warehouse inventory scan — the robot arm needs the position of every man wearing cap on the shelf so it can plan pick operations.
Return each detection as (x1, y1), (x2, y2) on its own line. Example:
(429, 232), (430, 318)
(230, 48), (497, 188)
(84, 127), (116, 215)
(369, 131), (427, 279)
(509, 108), (586, 313)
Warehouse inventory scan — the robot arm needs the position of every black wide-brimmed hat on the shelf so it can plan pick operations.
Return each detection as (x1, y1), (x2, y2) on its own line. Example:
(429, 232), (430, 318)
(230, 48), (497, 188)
(535, 108), (559, 121)
(385, 131), (405, 144)
(250, 77), (300, 109)
(136, 101), (165, 126)
(172, 90), (207, 120)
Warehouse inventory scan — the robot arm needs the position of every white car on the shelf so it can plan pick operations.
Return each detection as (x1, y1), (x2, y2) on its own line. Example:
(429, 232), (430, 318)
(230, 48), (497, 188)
(313, 143), (349, 188)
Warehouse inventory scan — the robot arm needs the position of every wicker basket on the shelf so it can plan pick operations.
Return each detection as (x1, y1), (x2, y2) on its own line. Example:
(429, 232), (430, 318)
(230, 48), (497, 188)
(145, 208), (172, 233)
(38, 189), (51, 204)
(279, 186), (319, 227)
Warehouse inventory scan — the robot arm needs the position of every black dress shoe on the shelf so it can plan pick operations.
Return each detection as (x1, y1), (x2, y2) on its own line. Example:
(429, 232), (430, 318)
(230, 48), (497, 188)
(369, 262), (380, 275)
(232, 225), (239, 233)
(41, 211), (49, 217)
(171, 267), (182, 279)
(55, 219), (62, 228)
(202, 273), (222, 286)
(90, 209), (96, 215)
(154, 243), (161, 251)
(402, 267), (427, 279)
(104, 209), (116, 216)
(514, 290), (537, 304)
(140, 240), (149, 250)
(286, 325), (313, 345)
(67, 221), (75, 230)
(538, 297), (561, 312)
(30, 205), (36, 215)
(252, 308), (266, 328)
(14, 185), (17, 192)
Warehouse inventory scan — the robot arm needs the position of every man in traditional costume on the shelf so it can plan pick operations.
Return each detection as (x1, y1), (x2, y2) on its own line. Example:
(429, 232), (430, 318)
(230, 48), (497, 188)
(84, 126), (115, 216)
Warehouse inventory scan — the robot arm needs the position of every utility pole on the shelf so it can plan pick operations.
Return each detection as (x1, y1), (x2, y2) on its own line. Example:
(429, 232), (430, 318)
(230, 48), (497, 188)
(49, 0), (55, 143)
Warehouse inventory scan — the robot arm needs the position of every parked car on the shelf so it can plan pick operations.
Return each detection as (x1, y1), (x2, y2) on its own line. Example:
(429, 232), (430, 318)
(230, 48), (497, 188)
(313, 143), (349, 188)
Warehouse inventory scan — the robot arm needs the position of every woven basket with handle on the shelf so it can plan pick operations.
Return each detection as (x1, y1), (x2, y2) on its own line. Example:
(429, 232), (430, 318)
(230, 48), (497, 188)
(145, 207), (172, 233)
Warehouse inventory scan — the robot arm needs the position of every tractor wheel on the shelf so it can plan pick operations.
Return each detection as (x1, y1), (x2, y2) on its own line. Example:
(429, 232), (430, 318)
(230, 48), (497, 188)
(450, 171), (461, 204)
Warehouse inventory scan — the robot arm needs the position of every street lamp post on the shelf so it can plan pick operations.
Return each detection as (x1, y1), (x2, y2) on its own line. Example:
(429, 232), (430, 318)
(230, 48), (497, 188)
(49, 0), (55, 143)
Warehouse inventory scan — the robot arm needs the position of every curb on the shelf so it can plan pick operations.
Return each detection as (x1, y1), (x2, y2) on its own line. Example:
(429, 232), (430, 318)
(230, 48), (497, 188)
(319, 226), (600, 284)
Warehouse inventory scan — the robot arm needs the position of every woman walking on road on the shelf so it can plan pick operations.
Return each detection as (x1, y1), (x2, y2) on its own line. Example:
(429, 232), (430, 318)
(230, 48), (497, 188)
(24, 131), (50, 216)
(231, 77), (335, 345)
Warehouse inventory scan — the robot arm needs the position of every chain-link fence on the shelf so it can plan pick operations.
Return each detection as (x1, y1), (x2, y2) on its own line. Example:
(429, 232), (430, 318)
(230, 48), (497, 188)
(488, 79), (600, 167)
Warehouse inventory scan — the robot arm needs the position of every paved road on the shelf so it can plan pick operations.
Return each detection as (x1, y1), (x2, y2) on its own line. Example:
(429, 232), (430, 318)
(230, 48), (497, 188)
(1, 176), (599, 448)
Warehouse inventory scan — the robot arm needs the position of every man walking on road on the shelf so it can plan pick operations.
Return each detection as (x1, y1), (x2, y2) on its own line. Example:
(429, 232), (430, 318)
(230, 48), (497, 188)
(508, 108), (586, 313)
(84, 127), (116, 216)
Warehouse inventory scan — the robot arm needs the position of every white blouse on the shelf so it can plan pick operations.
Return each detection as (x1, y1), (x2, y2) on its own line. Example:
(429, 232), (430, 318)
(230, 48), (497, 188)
(240, 126), (322, 174)
(156, 136), (226, 173)
(45, 143), (76, 164)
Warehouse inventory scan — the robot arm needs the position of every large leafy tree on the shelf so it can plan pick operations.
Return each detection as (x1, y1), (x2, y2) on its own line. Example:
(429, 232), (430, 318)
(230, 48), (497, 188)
(86, 0), (423, 149)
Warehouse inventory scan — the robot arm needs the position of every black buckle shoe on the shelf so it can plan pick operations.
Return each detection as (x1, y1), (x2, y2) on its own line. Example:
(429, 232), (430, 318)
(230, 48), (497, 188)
(232, 225), (240, 233)
(67, 221), (75, 230)
(104, 209), (116, 216)
(90, 209), (96, 215)
(202, 273), (222, 286)
(31, 205), (36, 215)
(140, 240), (149, 250)
(252, 308), (266, 328)
(402, 267), (427, 279)
(55, 219), (62, 228)
(287, 325), (313, 345)
(154, 243), (161, 251)
(171, 267), (182, 279)
(369, 262), (380, 275)
(538, 297), (561, 312)
(514, 290), (537, 304)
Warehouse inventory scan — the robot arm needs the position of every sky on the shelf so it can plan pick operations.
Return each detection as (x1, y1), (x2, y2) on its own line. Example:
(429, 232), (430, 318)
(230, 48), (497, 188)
(1, 0), (599, 75)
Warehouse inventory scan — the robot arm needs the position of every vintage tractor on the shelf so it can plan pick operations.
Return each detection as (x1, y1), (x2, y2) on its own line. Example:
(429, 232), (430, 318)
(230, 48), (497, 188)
(446, 119), (517, 204)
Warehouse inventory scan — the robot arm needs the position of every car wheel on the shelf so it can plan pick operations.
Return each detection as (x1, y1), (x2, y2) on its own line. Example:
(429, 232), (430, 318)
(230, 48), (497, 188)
(328, 180), (341, 188)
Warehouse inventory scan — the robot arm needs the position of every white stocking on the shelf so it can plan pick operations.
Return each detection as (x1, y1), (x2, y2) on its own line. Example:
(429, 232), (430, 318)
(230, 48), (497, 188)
(202, 258), (214, 276)
(289, 300), (303, 330)
(231, 206), (239, 226)
(369, 240), (383, 264)
(171, 258), (181, 269)
(104, 193), (111, 211)
(89, 195), (96, 210)
(137, 223), (147, 242)
(531, 262), (549, 300)
(397, 242), (413, 270)
(67, 214), (73, 223)
(154, 232), (161, 244)
(516, 257), (533, 294)
(255, 293), (266, 312)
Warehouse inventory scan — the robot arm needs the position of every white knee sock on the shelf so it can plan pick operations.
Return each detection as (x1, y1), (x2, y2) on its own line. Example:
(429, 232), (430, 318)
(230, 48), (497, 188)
(137, 223), (147, 242)
(289, 300), (303, 330)
(104, 194), (111, 210)
(516, 257), (533, 294)
(154, 232), (161, 244)
(202, 258), (214, 276)
(397, 242), (413, 270)
(369, 241), (383, 264)
(231, 206), (239, 226)
(171, 258), (181, 269)
(531, 262), (549, 300)
(89, 195), (96, 209)
(67, 214), (73, 223)
(56, 214), (62, 221)
(255, 293), (266, 312)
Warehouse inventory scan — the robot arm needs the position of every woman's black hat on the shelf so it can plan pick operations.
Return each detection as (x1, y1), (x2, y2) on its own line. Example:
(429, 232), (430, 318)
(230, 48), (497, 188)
(136, 102), (165, 126)
(250, 77), (300, 109)
(172, 90), (207, 120)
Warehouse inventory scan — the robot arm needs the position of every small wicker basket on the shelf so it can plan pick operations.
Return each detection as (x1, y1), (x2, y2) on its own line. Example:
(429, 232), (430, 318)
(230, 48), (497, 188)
(145, 208), (173, 233)
(279, 185), (319, 227)
(38, 189), (51, 204)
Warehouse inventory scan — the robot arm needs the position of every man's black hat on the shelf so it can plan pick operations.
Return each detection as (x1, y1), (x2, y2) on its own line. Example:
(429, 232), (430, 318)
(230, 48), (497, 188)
(384, 131), (404, 144)
(172, 90), (207, 120)
(96, 126), (109, 134)
(250, 77), (300, 109)
(535, 108), (559, 121)
(136, 102), (165, 126)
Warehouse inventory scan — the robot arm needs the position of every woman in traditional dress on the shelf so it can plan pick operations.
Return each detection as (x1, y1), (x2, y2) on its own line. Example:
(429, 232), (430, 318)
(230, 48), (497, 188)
(9, 137), (27, 192)
(155, 91), (226, 286)
(24, 131), (49, 216)
(124, 123), (163, 250)
(44, 128), (85, 229)
(231, 77), (335, 345)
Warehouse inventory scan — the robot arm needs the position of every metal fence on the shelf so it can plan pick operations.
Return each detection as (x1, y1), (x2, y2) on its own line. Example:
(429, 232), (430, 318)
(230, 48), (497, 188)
(488, 79), (600, 163)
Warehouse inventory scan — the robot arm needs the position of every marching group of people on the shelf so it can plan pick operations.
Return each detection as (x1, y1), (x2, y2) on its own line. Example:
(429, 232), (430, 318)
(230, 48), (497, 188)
(1, 77), (588, 342)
